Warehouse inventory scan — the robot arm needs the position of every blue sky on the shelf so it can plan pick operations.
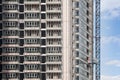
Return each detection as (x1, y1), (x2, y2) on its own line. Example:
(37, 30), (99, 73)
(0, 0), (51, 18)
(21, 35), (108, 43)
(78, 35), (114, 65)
(101, 0), (120, 80)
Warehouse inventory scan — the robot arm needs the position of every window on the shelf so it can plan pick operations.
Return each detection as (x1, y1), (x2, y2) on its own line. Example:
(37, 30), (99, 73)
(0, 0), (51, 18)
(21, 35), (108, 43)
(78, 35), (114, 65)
(41, 23), (46, 28)
(87, 2), (89, 8)
(41, 39), (46, 45)
(75, 60), (79, 65)
(41, 13), (46, 19)
(25, 13), (39, 19)
(25, 47), (40, 53)
(41, 5), (46, 11)
(76, 2), (79, 8)
(0, 23), (2, 29)
(19, 0), (24, 3)
(75, 67), (79, 73)
(75, 10), (79, 16)
(0, 5), (2, 12)
(20, 48), (24, 55)
(41, 56), (46, 63)
(76, 35), (79, 41)
(19, 39), (24, 46)
(25, 21), (39, 27)
(41, 0), (46, 3)
(19, 14), (24, 19)
(0, 14), (2, 20)
(20, 56), (24, 63)
(76, 76), (79, 80)
(75, 19), (79, 24)
(20, 23), (24, 29)
(3, 4), (18, 10)
(41, 31), (46, 37)
(19, 31), (24, 38)
(76, 51), (79, 57)
(19, 5), (24, 12)
(41, 47), (46, 54)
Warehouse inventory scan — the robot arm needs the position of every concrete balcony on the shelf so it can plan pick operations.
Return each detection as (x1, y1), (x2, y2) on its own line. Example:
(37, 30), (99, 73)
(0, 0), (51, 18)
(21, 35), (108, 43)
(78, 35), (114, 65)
(2, 10), (19, 13)
(46, 78), (62, 80)
(46, 27), (61, 30)
(1, 79), (19, 80)
(24, 70), (40, 73)
(24, 44), (40, 47)
(24, 19), (40, 21)
(46, 53), (62, 56)
(24, 36), (40, 38)
(24, 27), (40, 30)
(2, 70), (19, 73)
(2, 1), (18, 4)
(24, 53), (41, 56)
(24, 61), (40, 64)
(1, 44), (19, 47)
(1, 53), (19, 56)
(46, 1), (61, 4)
(2, 36), (19, 38)
(46, 62), (62, 64)
(1, 61), (19, 64)
(24, 1), (40, 4)
(46, 44), (62, 47)
(24, 78), (41, 80)
(46, 70), (62, 73)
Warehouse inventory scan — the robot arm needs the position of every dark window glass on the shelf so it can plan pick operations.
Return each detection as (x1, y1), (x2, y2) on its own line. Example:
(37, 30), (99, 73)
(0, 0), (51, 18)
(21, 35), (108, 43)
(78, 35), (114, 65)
(41, 47), (46, 54)
(41, 56), (46, 63)
(0, 0), (2, 4)
(20, 39), (24, 46)
(87, 18), (89, 24)
(41, 31), (46, 37)
(0, 5), (2, 12)
(19, 31), (24, 38)
(87, 2), (89, 8)
(19, 0), (24, 3)
(20, 73), (24, 80)
(20, 65), (24, 72)
(20, 23), (24, 29)
(0, 39), (2, 46)
(20, 48), (24, 55)
(41, 23), (46, 28)
(0, 14), (2, 20)
(0, 64), (2, 72)
(41, 65), (46, 71)
(41, 13), (46, 19)
(41, 39), (46, 45)
(41, 73), (46, 80)
(20, 56), (24, 63)
(19, 5), (24, 12)
(87, 10), (89, 16)
(0, 48), (2, 55)
(41, 5), (46, 11)
(41, 0), (46, 3)
(0, 31), (2, 38)
(0, 23), (2, 29)
(19, 14), (24, 19)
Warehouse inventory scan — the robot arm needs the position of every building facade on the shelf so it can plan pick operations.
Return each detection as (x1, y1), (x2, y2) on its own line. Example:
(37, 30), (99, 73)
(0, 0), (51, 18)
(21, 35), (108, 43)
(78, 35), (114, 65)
(0, 0), (93, 80)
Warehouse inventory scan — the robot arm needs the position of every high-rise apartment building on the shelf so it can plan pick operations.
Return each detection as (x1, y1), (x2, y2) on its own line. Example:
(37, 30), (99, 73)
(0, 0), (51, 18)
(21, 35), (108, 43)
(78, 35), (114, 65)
(0, 0), (94, 80)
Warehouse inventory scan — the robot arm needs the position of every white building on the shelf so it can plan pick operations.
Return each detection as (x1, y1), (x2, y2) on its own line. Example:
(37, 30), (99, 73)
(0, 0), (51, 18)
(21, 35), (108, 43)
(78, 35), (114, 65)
(0, 0), (94, 80)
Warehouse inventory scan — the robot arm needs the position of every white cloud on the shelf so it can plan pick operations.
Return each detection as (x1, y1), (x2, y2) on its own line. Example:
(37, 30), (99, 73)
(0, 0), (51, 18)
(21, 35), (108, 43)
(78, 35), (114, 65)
(101, 0), (120, 19)
(101, 36), (120, 46)
(102, 75), (120, 80)
(106, 60), (120, 67)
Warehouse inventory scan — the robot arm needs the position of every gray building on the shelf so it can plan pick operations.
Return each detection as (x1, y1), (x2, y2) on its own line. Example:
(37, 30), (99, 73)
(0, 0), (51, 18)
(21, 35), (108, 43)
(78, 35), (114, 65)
(0, 0), (94, 80)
